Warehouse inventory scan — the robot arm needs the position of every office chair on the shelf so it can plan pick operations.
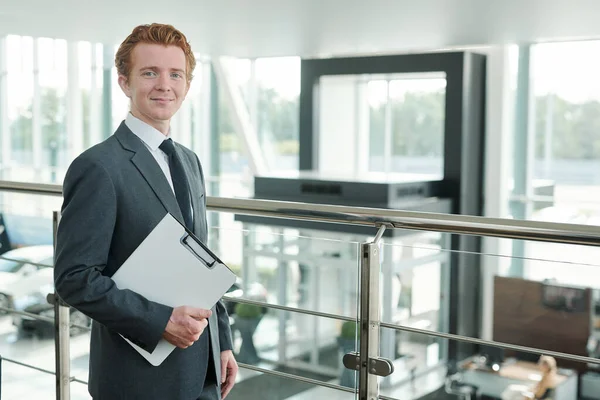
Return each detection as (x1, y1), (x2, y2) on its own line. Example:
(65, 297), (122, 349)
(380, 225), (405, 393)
(444, 373), (479, 400)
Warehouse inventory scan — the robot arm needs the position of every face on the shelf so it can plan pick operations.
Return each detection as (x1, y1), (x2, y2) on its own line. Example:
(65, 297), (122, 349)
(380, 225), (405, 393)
(118, 43), (189, 134)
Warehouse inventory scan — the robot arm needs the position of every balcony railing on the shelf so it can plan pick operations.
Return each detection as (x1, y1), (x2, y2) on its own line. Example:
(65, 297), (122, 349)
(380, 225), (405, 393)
(0, 180), (598, 400)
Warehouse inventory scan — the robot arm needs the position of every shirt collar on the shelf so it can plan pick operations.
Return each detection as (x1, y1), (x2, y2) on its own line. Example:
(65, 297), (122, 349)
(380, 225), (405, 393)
(125, 113), (171, 151)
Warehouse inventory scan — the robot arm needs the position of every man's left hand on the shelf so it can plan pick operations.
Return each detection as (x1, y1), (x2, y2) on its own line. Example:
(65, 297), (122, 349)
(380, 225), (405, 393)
(220, 350), (238, 399)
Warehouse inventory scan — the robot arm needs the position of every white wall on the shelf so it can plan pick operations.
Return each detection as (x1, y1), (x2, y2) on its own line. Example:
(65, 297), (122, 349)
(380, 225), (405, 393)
(317, 76), (363, 175)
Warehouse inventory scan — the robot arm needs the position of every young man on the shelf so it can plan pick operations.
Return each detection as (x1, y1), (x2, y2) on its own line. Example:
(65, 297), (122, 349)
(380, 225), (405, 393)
(54, 23), (237, 400)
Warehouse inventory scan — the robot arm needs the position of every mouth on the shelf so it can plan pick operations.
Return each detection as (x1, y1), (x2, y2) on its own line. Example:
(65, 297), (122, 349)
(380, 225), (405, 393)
(151, 98), (174, 103)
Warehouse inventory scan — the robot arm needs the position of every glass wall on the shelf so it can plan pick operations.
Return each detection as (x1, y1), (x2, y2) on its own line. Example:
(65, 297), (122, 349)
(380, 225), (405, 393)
(218, 56), (300, 187)
(317, 72), (445, 179)
(507, 41), (600, 287)
(0, 36), (301, 195)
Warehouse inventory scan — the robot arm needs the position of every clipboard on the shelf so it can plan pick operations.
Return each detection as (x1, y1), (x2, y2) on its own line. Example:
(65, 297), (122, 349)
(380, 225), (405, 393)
(111, 212), (236, 366)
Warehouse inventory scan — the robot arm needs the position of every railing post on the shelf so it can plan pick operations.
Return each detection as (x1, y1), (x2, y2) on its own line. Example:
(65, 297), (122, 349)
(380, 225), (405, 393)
(344, 226), (394, 400)
(53, 211), (70, 400)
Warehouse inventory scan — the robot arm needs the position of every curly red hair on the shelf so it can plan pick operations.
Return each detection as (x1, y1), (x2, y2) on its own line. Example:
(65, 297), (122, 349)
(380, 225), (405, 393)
(115, 23), (196, 83)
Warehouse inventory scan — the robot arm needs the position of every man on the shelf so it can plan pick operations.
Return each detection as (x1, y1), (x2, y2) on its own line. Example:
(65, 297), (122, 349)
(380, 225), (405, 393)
(54, 23), (238, 400)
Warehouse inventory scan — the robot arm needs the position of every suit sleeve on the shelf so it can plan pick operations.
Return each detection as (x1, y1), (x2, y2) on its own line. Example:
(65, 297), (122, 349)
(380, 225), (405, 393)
(54, 155), (172, 353)
(195, 153), (234, 352)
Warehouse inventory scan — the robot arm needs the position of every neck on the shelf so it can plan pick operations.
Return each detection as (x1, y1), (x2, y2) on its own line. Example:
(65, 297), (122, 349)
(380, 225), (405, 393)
(130, 110), (170, 135)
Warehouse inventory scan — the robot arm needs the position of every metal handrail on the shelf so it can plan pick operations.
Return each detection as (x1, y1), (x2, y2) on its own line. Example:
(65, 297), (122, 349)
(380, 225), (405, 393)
(380, 321), (600, 366)
(238, 363), (356, 394)
(1, 356), (88, 386)
(221, 296), (356, 322)
(0, 180), (62, 196)
(0, 254), (54, 269)
(0, 306), (91, 331)
(2, 179), (600, 397)
(0, 180), (599, 246)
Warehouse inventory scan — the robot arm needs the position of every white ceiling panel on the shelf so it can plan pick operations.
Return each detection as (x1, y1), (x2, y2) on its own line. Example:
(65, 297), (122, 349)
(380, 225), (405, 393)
(1, 0), (599, 57)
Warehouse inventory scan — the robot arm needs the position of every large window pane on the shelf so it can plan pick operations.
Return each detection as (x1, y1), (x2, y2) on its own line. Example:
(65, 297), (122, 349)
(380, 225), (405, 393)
(256, 57), (300, 171)
(319, 73), (445, 178)
(6, 35), (34, 176)
(38, 38), (68, 183)
(524, 41), (600, 281)
(532, 41), (600, 213)
(388, 76), (445, 177)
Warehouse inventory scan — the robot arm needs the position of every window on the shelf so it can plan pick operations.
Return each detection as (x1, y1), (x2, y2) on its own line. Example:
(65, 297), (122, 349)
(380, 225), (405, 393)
(510, 41), (600, 288)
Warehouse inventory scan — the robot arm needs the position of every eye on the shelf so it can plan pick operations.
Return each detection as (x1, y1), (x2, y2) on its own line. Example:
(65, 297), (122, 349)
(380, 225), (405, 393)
(171, 72), (183, 79)
(142, 71), (157, 77)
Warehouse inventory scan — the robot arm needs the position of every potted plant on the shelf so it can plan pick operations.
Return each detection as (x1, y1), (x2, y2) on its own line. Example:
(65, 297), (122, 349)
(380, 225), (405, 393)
(233, 303), (265, 364)
(337, 321), (360, 388)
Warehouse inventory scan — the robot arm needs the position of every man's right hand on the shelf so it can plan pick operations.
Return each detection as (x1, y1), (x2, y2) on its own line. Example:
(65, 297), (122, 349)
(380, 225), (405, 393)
(162, 306), (212, 349)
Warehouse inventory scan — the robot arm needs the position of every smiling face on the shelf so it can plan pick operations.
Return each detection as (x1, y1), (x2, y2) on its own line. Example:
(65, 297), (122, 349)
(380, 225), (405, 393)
(118, 43), (189, 135)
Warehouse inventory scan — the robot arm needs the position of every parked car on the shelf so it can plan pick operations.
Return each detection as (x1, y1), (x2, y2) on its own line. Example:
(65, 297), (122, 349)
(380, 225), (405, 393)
(0, 245), (54, 315)
(10, 267), (92, 338)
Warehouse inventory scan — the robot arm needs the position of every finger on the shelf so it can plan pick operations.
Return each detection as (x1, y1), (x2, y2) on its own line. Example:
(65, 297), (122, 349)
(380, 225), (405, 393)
(221, 358), (227, 385)
(222, 373), (235, 399)
(188, 307), (212, 320)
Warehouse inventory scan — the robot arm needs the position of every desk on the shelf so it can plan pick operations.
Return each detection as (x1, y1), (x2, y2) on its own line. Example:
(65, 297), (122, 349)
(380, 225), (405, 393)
(460, 359), (577, 400)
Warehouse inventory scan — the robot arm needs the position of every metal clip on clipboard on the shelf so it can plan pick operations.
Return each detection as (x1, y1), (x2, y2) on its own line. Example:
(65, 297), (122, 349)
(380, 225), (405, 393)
(180, 233), (218, 269)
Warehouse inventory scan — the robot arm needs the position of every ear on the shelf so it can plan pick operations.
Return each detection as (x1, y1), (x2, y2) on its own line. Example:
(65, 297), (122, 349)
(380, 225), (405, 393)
(117, 74), (132, 98)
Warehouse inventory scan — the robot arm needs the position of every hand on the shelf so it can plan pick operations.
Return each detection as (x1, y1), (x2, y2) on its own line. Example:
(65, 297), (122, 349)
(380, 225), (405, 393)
(162, 306), (212, 349)
(220, 350), (238, 399)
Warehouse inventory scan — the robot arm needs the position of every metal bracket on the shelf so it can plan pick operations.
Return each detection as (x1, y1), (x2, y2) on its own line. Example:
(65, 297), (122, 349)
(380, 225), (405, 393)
(343, 352), (394, 377)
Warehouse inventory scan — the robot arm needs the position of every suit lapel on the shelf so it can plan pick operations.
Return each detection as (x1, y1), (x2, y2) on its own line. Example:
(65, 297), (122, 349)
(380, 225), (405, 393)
(114, 122), (185, 224)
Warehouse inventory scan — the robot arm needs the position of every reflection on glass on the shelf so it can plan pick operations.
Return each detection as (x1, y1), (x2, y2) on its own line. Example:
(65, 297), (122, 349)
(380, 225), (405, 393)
(380, 231), (449, 385)
(231, 368), (357, 400)
(207, 220), (360, 391)
(317, 73), (445, 179)
(6, 35), (34, 179)
(209, 224), (360, 317)
(454, 342), (580, 400)
(369, 75), (446, 177)
(255, 57), (300, 172)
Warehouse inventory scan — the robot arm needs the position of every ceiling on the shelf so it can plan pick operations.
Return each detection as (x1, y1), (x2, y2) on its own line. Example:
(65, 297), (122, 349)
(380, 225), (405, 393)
(2, 0), (600, 58)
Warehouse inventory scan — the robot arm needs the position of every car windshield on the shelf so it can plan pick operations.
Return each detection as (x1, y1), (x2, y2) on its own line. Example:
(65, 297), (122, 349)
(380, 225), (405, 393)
(0, 257), (27, 273)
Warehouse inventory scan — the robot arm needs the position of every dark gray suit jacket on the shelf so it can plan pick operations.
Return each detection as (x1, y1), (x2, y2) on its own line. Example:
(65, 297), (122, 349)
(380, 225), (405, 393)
(54, 122), (233, 400)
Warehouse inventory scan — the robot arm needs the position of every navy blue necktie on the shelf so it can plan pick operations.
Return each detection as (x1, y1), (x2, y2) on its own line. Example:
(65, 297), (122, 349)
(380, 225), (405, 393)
(159, 139), (193, 230)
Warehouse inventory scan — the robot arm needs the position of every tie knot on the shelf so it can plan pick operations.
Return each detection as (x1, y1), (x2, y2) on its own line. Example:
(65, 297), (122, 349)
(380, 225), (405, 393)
(159, 139), (176, 156)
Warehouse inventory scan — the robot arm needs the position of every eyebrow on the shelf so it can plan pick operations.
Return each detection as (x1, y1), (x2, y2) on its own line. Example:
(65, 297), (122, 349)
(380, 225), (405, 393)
(139, 66), (185, 74)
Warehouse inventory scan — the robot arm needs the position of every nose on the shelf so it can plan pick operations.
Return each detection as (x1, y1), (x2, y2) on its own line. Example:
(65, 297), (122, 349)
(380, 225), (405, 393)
(154, 74), (171, 91)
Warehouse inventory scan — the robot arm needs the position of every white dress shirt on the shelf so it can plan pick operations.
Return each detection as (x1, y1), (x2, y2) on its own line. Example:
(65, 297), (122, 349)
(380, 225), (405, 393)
(125, 113), (175, 194)
(125, 113), (195, 226)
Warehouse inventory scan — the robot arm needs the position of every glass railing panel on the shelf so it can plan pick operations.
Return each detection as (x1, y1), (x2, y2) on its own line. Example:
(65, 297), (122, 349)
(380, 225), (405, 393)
(207, 217), (360, 395)
(0, 361), (54, 399)
(381, 233), (600, 380)
(228, 368), (357, 400)
(379, 335), (584, 400)
(377, 230), (449, 382)
(230, 309), (357, 388)
(207, 215), (361, 318)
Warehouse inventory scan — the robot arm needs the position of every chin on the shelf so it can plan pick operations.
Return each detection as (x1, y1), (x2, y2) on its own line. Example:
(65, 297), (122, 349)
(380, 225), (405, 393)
(149, 111), (176, 121)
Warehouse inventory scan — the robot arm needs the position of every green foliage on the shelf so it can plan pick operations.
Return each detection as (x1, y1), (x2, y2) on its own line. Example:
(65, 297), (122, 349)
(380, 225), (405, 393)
(12, 85), (600, 164)
(535, 94), (600, 159)
(257, 87), (299, 143)
(370, 90), (445, 159)
(217, 85), (298, 155)
(10, 87), (69, 152)
(234, 302), (263, 318)
(340, 321), (360, 339)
